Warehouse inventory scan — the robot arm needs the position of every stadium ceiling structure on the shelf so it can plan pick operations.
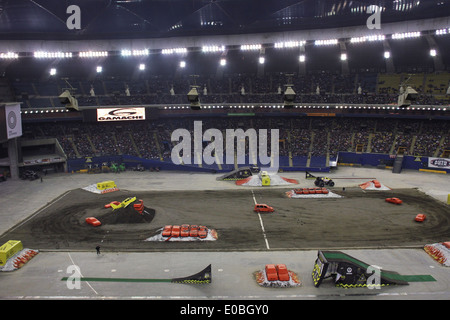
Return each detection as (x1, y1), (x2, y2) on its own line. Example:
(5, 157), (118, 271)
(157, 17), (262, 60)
(0, 0), (448, 80)
(0, 0), (448, 40)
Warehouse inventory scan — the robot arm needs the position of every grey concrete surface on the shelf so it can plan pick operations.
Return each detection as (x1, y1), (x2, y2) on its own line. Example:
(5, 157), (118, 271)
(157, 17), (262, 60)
(1, 249), (449, 300)
(0, 167), (449, 301)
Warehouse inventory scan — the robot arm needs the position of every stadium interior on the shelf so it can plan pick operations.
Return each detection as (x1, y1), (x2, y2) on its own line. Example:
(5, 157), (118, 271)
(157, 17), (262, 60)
(0, 0), (450, 302)
(0, 0), (449, 176)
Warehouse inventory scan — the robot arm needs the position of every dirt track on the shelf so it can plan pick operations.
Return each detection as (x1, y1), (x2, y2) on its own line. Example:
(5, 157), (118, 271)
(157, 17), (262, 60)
(2, 187), (450, 251)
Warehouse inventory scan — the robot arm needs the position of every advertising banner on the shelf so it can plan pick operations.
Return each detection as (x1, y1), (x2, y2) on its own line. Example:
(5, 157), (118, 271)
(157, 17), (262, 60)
(97, 107), (145, 122)
(428, 157), (450, 169)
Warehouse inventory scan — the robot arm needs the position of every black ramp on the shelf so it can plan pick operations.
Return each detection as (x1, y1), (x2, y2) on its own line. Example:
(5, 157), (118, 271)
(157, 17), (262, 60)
(312, 251), (435, 288)
(217, 166), (256, 180)
(171, 264), (212, 284)
(60, 265), (212, 284)
(305, 171), (316, 179)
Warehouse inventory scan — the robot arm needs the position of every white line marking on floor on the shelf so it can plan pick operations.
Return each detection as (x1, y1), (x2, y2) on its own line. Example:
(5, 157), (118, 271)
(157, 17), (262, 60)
(67, 252), (99, 296)
(251, 189), (270, 250)
(258, 213), (270, 250)
(251, 189), (257, 205)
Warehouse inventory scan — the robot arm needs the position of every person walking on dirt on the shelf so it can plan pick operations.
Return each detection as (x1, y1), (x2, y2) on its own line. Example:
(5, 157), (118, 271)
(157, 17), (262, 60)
(96, 245), (101, 255)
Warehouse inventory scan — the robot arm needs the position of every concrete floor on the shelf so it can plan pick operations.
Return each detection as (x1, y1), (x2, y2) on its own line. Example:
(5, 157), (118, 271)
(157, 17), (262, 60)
(0, 166), (449, 302)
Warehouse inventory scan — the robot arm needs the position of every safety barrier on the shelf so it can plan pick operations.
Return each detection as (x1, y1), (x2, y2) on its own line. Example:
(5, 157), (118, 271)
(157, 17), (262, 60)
(264, 264), (290, 281)
(255, 264), (301, 287)
(294, 188), (329, 195)
(11, 249), (39, 270)
(265, 264), (278, 281)
(101, 187), (119, 194)
(424, 243), (450, 266)
(276, 264), (290, 281)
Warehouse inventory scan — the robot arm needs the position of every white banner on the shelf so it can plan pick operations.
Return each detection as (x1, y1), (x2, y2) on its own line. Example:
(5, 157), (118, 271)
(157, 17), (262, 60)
(97, 107), (145, 122)
(5, 103), (22, 139)
(428, 157), (450, 169)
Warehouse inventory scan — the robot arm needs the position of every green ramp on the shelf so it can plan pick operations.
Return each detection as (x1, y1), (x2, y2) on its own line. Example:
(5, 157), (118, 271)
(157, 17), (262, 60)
(312, 251), (435, 288)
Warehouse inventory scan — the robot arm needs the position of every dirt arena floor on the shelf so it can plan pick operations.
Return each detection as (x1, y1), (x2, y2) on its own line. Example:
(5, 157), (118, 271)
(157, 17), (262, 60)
(2, 186), (449, 251)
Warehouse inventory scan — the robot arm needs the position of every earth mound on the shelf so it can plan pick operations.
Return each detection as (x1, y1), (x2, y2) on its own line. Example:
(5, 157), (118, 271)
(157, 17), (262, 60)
(99, 206), (155, 224)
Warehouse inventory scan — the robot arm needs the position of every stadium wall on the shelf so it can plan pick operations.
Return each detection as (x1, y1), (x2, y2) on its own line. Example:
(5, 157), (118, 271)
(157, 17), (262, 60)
(66, 153), (449, 174)
(338, 152), (450, 173)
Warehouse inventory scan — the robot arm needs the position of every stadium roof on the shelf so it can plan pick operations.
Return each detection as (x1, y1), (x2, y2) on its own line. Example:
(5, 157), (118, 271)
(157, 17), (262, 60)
(0, 0), (449, 40)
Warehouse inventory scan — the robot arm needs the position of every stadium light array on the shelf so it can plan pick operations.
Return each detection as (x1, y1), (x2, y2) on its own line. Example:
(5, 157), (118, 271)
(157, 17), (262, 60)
(274, 41), (306, 48)
(161, 48), (187, 55)
(391, 31), (421, 39)
(132, 49), (149, 56)
(0, 52), (18, 59)
(350, 35), (385, 43)
(435, 28), (449, 35)
(79, 51), (108, 58)
(314, 39), (338, 46)
(240, 44), (261, 51)
(121, 49), (149, 56)
(202, 45), (225, 53)
(34, 51), (72, 58)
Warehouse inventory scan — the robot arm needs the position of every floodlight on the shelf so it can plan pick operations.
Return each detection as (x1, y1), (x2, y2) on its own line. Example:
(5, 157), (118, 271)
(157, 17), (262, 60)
(384, 51), (391, 59)
(180, 61), (186, 68)
(430, 49), (437, 57)
(0, 52), (18, 59)
(397, 86), (418, 108)
(139, 63), (145, 70)
(299, 55), (305, 62)
(59, 90), (79, 111)
(283, 86), (296, 109)
(96, 66), (102, 73)
(259, 56), (265, 64)
(220, 58), (226, 66)
(187, 86), (201, 110)
(49, 68), (57, 76)
(340, 53), (347, 61)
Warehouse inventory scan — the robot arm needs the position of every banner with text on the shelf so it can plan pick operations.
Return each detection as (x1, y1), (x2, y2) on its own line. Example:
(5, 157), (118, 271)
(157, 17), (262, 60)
(97, 107), (146, 122)
(428, 157), (450, 170)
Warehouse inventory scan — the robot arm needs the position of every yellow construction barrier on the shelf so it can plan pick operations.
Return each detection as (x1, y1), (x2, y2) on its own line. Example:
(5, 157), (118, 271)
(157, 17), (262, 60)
(96, 180), (117, 190)
(447, 194), (450, 205)
(0, 240), (23, 266)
